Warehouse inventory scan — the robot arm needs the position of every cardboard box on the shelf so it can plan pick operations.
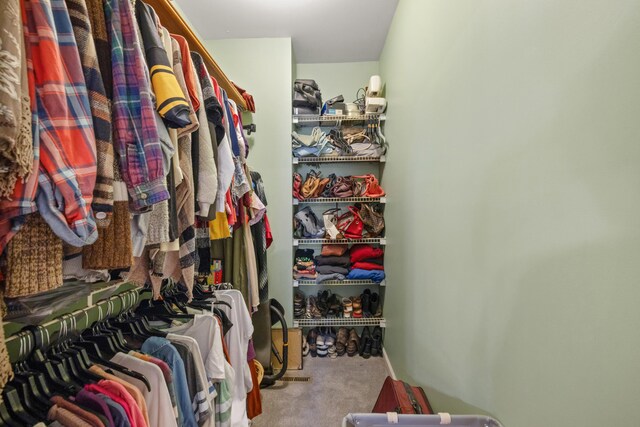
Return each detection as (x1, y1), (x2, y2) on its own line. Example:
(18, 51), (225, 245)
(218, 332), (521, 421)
(271, 328), (303, 370)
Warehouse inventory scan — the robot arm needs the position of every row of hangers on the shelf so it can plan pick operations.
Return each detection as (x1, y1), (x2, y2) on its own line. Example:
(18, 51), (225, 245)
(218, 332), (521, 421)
(1, 280), (236, 426)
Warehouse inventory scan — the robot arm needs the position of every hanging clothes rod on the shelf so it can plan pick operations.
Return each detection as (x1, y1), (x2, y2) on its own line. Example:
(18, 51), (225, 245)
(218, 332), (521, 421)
(145, 0), (249, 111)
(5, 288), (143, 363)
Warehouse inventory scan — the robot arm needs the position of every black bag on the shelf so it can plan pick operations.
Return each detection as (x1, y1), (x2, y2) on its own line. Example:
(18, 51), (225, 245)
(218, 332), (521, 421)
(293, 79), (322, 110)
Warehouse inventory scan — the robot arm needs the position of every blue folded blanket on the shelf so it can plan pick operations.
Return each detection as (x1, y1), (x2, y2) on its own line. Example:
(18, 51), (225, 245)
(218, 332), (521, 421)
(346, 269), (385, 283)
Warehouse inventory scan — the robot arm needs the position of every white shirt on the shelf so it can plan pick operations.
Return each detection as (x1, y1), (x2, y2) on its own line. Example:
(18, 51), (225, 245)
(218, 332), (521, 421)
(216, 290), (254, 427)
(111, 352), (178, 427)
(166, 314), (226, 381)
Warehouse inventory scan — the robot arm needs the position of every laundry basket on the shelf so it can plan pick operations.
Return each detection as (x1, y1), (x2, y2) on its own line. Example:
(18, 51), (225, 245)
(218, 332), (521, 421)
(343, 413), (503, 427)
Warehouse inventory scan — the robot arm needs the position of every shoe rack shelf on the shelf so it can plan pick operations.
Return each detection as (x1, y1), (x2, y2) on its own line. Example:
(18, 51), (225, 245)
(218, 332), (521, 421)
(292, 155), (386, 164)
(294, 238), (386, 246)
(293, 197), (386, 205)
(292, 103), (388, 333)
(292, 113), (386, 125)
(293, 318), (386, 328)
(294, 279), (386, 287)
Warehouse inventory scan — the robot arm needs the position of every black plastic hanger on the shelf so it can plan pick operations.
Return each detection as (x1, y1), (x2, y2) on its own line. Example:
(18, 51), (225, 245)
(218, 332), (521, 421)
(2, 385), (41, 426)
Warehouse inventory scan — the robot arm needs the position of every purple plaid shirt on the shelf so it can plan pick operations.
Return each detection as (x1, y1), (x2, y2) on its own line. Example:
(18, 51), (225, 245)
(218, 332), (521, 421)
(104, 0), (169, 212)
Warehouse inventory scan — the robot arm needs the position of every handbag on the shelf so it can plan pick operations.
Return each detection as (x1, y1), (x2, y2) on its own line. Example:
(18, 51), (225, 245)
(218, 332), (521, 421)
(321, 244), (348, 257)
(372, 376), (433, 415)
(293, 79), (322, 110)
(292, 173), (303, 200)
(336, 206), (364, 239)
(321, 173), (337, 198)
(359, 203), (385, 237)
(322, 208), (343, 240)
(331, 176), (354, 198)
(352, 174), (385, 198)
(312, 177), (331, 199)
(300, 170), (321, 199)
(294, 207), (325, 238)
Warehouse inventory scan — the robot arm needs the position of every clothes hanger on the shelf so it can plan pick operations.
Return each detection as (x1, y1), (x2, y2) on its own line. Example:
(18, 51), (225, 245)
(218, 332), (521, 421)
(1, 385), (40, 426)
(7, 333), (50, 418)
(72, 306), (152, 392)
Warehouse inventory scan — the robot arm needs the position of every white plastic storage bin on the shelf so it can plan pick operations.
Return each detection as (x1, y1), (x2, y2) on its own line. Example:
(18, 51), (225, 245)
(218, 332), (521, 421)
(343, 413), (503, 427)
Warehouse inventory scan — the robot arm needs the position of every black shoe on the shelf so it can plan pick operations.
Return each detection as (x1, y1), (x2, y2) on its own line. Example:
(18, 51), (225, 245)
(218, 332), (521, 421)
(370, 292), (380, 317)
(361, 289), (372, 316)
(371, 326), (383, 357)
(359, 326), (371, 356)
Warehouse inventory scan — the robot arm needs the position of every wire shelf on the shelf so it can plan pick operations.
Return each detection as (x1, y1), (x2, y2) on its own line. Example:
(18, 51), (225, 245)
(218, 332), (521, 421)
(293, 317), (386, 328)
(293, 197), (386, 205)
(294, 279), (385, 287)
(292, 113), (385, 124)
(293, 155), (385, 164)
(294, 238), (386, 246)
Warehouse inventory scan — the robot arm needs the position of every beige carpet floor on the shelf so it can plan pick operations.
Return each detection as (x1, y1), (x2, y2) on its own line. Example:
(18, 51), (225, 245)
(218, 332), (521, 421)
(251, 354), (389, 427)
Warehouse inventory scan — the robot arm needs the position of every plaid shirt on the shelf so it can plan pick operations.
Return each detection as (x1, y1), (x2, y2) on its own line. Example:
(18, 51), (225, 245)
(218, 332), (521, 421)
(1, 0), (99, 250)
(105, 0), (169, 212)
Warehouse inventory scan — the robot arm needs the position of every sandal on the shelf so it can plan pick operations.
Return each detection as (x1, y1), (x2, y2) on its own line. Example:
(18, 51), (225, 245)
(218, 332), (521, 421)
(307, 329), (318, 357)
(335, 327), (349, 356)
(328, 345), (337, 359)
(352, 296), (363, 318)
(346, 328), (360, 357)
(342, 297), (353, 318)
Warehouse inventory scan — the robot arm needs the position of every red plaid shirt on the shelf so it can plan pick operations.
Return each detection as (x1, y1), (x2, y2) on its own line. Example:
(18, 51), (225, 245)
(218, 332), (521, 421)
(1, 0), (99, 250)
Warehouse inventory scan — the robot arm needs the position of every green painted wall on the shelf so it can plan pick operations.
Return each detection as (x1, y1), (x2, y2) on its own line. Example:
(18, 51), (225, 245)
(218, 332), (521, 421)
(296, 62), (379, 105)
(379, 1), (640, 426)
(204, 38), (294, 318)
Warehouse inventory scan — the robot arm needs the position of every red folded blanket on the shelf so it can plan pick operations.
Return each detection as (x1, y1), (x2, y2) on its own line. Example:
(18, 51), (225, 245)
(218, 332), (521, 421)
(351, 261), (385, 271)
(350, 245), (384, 263)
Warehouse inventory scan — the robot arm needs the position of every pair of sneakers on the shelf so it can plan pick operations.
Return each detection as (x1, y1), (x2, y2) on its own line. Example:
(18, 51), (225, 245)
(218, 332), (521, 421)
(304, 327), (337, 359)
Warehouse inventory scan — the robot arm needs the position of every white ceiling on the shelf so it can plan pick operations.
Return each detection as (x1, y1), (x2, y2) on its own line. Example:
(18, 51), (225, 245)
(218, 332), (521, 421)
(174, 0), (399, 63)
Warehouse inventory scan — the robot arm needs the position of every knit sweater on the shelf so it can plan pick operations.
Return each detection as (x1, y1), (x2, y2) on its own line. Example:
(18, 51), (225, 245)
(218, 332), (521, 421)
(84, 0), (112, 97)
(65, 0), (114, 224)
(0, 0), (33, 198)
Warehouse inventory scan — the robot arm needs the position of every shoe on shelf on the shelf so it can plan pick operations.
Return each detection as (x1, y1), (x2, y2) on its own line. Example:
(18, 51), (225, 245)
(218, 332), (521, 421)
(359, 326), (372, 358)
(307, 328), (318, 357)
(352, 296), (363, 318)
(371, 326), (383, 357)
(327, 293), (342, 317)
(335, 327), (349, 356)
(371, 292), (382, 317)
(294, 292), (306, 319)
(361, 289), (372, 317)
(346, 328), (360, 357)
(307, 295), (322, 318)
(342, 297), (353, 318)
(316, 328), (328, 357)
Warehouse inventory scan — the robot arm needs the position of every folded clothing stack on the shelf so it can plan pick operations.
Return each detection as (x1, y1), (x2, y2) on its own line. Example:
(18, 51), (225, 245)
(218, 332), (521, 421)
(314, 254), (350, 283)
(347, 245), (385, 282)
(293, 248), (317, 280)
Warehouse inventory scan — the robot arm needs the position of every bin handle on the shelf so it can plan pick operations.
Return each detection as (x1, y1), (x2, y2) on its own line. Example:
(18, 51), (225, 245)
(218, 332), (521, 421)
(385, 412), (399, 424)
(439, 412), (452, 424)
